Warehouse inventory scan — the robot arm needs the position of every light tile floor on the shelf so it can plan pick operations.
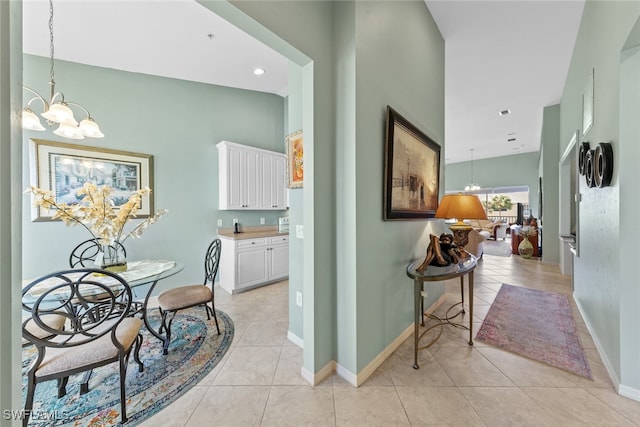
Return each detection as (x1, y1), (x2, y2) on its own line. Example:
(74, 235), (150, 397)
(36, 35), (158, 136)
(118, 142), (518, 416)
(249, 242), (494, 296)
(139, 251), (640, 426)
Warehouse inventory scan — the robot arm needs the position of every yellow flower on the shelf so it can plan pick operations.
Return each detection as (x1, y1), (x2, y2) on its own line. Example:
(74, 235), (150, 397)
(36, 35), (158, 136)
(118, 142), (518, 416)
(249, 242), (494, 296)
(27, 183), (167, 245)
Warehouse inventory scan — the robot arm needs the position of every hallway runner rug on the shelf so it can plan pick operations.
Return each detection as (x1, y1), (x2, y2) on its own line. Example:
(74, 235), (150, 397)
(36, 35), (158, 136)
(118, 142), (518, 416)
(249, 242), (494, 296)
(22, 308), (234, 426)
(475, 284), (592, 379)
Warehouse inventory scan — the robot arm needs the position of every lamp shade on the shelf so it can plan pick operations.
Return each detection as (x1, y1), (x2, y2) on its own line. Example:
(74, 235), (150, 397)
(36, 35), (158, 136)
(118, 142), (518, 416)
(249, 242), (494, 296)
(435, 193), (487, 221)
(53, 121), (84, 139)
(22, 109), (46, 131)
(79, 118), (105, 138)
(42, 102), (77, 125)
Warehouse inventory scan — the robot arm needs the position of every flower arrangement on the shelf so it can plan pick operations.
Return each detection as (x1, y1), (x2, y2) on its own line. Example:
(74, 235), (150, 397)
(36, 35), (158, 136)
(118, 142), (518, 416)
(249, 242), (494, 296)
(27, 183), (168, 246)
(518, 226), (536, 239)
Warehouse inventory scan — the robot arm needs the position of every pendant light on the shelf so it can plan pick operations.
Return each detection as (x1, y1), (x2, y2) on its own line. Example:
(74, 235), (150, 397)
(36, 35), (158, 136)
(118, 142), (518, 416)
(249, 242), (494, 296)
(464, 148), (480, 192)
(22, 0), (104, 139)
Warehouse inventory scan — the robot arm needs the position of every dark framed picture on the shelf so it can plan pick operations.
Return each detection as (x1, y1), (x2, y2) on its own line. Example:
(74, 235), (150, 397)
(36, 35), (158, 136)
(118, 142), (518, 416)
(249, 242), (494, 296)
(29, 139), (154, 221)
(383, 106), (440, 220)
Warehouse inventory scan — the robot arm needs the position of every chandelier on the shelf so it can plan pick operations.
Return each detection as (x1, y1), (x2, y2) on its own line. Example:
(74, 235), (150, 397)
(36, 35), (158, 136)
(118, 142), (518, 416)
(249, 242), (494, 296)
(464, 148), (480, 192)
(22, 0), (104, 139)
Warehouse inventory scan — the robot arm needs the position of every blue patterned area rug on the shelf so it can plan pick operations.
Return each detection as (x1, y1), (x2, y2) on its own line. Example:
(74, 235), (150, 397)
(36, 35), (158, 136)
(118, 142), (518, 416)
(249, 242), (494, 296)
(22, 308), (233, 426)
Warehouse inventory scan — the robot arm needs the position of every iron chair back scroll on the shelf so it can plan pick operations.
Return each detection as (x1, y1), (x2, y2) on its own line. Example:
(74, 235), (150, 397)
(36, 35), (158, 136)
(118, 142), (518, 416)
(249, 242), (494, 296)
(21, 268), (144, 426)
(69, 238), (127, 268)
(157, 238), (222, 354)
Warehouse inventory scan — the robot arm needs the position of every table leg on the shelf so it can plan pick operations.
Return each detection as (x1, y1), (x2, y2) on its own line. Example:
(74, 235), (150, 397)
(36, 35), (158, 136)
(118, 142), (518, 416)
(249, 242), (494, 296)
(413, 279), (421, 369)
(141, 279), (165, 342)
(468, 271), (474, 346)
(460, 276), (465, 314)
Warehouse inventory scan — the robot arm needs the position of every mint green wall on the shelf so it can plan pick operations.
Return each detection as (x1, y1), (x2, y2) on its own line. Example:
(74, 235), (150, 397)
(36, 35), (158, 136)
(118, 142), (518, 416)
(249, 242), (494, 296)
(352, 1), (445, 372)
(218, 0), (338, 374)
(21, 55), (286, 293)
(559, 0), (640, 395)
(287, 63), (304, 341)
(216, 0), (446, 377)
(620, 40), (640, 393)
(540, 104), (560, 264)
(1, 0), (24, 415)
(445, 152), (540, 215)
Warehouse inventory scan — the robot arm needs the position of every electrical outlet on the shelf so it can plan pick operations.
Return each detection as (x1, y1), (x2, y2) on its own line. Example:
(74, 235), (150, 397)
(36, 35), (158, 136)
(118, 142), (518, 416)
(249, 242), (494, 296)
(233, 218), (239, 225)
(260, 217), (265, 225)
(296, 292), (302, 307)
(217, 219), (223, 227)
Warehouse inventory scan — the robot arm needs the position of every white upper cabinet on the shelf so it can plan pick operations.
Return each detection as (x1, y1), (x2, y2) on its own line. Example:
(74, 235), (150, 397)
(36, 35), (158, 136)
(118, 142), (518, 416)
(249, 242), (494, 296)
(218, 141), (287, 210)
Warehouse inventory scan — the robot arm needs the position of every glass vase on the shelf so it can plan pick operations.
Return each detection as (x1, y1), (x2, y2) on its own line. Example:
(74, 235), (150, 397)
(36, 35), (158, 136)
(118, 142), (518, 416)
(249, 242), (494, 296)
(97, 243), (128, 273)
(518, 237), (534, 259)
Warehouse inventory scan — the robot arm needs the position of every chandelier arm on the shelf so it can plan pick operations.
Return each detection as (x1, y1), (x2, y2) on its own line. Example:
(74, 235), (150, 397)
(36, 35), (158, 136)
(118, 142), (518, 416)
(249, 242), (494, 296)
(22, 86), (49, 111)
(65, 102), (94, 119)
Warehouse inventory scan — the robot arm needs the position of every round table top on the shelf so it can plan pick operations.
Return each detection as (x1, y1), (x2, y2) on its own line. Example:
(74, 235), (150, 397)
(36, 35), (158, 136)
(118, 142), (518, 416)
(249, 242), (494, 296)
(406, 255), (477, 282)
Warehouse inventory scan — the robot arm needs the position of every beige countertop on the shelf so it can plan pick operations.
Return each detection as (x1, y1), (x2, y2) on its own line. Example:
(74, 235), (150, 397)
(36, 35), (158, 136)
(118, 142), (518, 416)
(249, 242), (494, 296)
(217, 225), (288, 240)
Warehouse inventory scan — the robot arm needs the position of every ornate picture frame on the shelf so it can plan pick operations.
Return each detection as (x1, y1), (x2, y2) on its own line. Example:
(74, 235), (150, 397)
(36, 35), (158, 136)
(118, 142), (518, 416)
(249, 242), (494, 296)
(383, 106), (441, 220)
(29, 139), (154, 221)
(286, 130), (303, 188)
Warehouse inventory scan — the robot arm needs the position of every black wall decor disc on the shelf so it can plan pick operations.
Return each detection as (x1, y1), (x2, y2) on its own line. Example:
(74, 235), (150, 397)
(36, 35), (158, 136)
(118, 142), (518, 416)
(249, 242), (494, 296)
(585, 149), (596, 188)
(578, 142), (590, 176)
(594, 142), (613, 188)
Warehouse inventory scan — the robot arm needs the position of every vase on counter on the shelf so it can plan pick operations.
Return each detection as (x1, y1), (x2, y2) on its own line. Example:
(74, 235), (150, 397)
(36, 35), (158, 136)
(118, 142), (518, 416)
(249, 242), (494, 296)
(97, 242), (128, 273)
(518, 238), (534, 259)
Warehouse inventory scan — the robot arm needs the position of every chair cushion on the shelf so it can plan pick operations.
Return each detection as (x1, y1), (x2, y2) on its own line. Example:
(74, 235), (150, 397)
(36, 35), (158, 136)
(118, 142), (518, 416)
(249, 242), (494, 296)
(34, 317), (142, 378)
(23, 313), (67, 344)
(158, 285), (212, 311)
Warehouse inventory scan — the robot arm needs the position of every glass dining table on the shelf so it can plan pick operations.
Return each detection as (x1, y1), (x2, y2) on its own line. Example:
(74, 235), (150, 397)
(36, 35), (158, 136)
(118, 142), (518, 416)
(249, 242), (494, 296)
(23, 260), (184, 344)
(118, 260), (185, 342)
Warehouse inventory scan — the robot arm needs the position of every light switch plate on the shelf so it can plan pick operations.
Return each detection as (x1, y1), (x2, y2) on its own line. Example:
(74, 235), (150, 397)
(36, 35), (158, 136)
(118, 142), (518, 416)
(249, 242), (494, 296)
(296, 224), (304, 239)
(217, 219), (223, 227)
(260, 217), (265, 225)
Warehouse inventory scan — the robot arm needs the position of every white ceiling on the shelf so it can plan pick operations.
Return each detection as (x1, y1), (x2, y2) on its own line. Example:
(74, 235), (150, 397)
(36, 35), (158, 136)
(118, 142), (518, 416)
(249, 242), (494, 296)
(23, 0), (585, 164)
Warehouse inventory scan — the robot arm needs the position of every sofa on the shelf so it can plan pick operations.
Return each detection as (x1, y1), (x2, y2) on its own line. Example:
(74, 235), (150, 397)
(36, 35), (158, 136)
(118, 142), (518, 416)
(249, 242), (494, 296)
(467, 219), (508, 240)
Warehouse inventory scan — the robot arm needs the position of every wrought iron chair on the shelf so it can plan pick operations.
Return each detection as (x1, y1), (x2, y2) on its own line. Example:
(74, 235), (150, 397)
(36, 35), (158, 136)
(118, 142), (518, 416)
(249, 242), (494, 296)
(21, 268), (144, 426)
(69, 238), (127, 268)
(157, 239), (222, 354)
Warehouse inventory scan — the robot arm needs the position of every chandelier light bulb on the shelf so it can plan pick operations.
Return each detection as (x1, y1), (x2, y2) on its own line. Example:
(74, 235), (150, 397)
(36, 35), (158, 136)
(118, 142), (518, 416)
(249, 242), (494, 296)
(22, 109), (46, 131)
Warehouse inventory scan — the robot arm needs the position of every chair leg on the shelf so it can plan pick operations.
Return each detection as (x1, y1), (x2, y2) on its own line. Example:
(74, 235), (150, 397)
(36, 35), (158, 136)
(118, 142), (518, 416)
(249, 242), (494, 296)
(57, 376), (69, 398)
(162, 312), (176, 355)
(24, 374), (36, 427)
(80, 370), (93, 394)
(133, 334), (144, 372)
(118, 356), (128, 424)
(210, 299), (221, 335)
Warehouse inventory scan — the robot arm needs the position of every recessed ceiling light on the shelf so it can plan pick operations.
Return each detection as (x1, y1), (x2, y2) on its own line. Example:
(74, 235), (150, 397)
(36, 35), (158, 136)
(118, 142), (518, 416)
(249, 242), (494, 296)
(254, 68), (265, 76)
(499, 109), (511, 116)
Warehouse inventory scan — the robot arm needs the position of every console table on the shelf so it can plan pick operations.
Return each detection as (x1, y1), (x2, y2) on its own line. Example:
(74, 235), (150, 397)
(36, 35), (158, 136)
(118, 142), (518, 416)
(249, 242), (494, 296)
(406, 256), (477, 369)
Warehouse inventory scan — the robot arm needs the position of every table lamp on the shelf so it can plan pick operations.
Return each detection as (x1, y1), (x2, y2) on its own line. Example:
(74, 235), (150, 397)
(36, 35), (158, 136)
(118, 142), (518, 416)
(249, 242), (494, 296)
(435, 193), (487, 256)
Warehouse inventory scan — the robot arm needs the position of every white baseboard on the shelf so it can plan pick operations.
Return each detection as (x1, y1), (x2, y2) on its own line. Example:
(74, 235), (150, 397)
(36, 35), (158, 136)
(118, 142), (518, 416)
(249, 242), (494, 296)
(287, 331), (304, 348)
(300, 294), (447, 387)
(565, 295), (640, 403)
(619, 384), (640, 402)
(301, 360), (335, 386)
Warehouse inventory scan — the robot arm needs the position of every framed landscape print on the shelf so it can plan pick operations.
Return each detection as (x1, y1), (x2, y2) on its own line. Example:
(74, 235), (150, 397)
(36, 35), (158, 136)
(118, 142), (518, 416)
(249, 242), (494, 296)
(286, 130), (304, 188)
(383, 106), (441, 220)
(29, 139), (154, 221)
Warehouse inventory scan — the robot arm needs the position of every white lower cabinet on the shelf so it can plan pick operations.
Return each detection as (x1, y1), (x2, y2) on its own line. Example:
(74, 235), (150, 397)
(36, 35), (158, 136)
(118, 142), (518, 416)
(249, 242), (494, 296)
(219, 235), (289, 294)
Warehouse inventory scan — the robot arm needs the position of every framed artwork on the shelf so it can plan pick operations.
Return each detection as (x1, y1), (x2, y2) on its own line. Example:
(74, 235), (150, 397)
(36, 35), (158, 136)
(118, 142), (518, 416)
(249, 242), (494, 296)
(29, 139), (154, 221)
(286, 130), (303, 188)
(582, 68), (594, 136)
(383, 106), (441, 220)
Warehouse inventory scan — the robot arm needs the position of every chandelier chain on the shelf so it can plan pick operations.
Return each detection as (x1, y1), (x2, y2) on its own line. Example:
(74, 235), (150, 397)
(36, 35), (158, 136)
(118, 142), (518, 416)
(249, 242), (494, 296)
(48, 0), (55, 83)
